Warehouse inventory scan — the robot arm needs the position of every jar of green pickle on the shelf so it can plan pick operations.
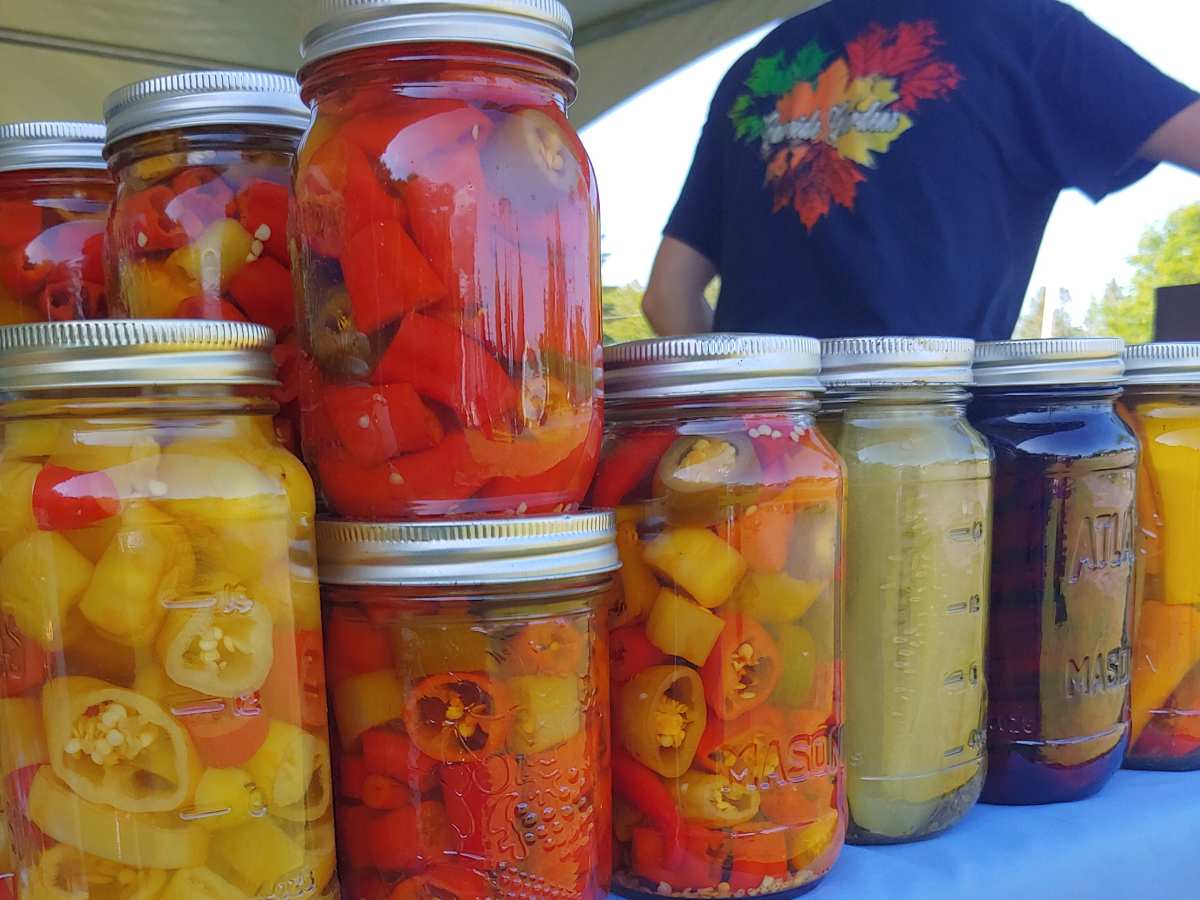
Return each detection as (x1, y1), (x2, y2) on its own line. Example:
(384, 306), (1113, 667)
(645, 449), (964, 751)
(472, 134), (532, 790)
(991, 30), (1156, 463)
(819, 337), (991, 844)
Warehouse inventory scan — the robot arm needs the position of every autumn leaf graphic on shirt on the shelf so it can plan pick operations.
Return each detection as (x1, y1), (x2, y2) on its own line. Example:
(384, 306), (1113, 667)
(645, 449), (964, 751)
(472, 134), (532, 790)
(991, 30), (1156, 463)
(730, 21), (962, 229)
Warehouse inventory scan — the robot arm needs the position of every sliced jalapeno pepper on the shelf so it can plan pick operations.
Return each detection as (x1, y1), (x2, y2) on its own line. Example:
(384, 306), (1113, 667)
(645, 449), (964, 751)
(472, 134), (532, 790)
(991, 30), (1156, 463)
(402, 672), (512, 763)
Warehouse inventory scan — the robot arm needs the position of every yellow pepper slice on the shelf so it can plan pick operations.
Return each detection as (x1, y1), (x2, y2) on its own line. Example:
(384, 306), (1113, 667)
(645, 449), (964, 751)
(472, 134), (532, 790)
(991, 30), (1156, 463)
(786, 809), (840, 870)
(618, 665), (707, 777)
(4, 420), (64, 459)
(244, 720), (317, 808)
(0, 696), (48, 778)
(160, 867), (249, 900)
(0, 461), (39, 556)
(27, 845), (169, 900)
(612, 521), (660, 627)
(0, 531), (94, 648)
(78, 503), (195, 648)
(507, 675), (582, 754)
(728, 571), (824, 624)
(155, 577), (274, 698)
(167, 218), (254, 294)
(209, 818), (304, 896)
(28, 767), (209, 869)
(643, 527), (747, 609)
(390, 618), (496, 680)
(48, 425), (160, 494)
(273, 735), (332, 823)
(645, 588), (725, 666)
(333, 670), (407, 751)
(118, 259), (199, 318)
(43, 676), (197, 813)
(671, 769), (761, 827)
(188, 766), (266, 832)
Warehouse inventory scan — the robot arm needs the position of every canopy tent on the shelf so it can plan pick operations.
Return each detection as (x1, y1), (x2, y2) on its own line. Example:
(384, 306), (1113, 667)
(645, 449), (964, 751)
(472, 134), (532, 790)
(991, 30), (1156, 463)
(0, 0), (819, 128)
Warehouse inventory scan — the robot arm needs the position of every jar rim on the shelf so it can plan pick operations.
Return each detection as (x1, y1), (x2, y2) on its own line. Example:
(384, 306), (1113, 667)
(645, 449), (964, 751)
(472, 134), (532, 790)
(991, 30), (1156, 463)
(300, 0), (577, 80)
(103, 71), (310, 151)
(0, 122), (107, 173)
(820, 336), (975, 387)
(973, 338), (1125, 387)
(605, 333), (825, 403)
(0, 320), (278, 392)
(316, 513), (618, 587)
(1123, 342), (1200, 385)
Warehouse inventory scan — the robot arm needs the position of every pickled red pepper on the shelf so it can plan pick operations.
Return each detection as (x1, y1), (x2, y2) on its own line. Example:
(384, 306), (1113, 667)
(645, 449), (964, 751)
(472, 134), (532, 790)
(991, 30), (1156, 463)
(295, 23), (603, 519)
(602, 335), (846, 898)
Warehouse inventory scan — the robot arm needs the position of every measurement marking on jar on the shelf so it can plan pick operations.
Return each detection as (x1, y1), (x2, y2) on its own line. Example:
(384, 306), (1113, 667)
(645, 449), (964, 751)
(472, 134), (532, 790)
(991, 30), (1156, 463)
(949, 521), (985, 542)
(944, 745), (965, 758)
(944, 670), (965, 687)
(946, 595), (983, 615)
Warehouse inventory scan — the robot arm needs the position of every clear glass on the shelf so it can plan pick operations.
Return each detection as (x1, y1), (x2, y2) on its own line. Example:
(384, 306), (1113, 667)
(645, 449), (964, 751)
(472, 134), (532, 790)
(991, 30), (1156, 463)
(295, 43), (602, 519)
(323, 576), (611, 899)
(821, 387), (990, 843)
(600, 396), (846, 900)
(1120, 386), (1200, 771)
(969, 387), (1137, 804)
(0, 387), (336, 898)
(0, 168), (112, 324)
(106, 128), (303, 452)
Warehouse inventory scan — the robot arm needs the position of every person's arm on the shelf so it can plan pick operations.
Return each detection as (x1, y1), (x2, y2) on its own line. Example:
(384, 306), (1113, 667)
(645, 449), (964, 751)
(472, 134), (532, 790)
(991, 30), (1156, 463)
(642, 237), (717, 336)
(1140, 99), (1200, 173)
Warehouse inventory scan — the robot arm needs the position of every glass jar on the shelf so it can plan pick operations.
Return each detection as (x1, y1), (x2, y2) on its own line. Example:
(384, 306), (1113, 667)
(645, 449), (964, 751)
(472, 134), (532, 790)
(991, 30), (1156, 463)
(970, 339), (1136, 805)
(0, 122), (111, 324)
(102, 72), (310, 452)
(0, 321), (337, 898)
(317, 514), (616, 899)
(1120, 344), (1200, 771)
(599, 336), (845, 900)
(295, 0), (602, 519)
(819, 338), (991, 843)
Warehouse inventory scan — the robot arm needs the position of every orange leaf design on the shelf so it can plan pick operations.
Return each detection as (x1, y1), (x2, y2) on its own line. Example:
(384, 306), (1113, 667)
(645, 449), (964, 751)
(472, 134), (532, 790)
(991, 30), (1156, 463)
(777, 81), (818, 123)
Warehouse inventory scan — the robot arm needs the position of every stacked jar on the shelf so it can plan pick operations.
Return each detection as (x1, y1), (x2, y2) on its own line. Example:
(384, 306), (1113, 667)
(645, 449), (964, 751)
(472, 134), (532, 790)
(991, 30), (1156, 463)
(970, 339), (1136, 804)
(598, 335), (846, 899)
(318, 514), (617, 899)
(295, 0), (602, 519)
(0, 321), (336, 898)
(819, 337), (991, 843)
(1120, 343), (1200, 771)
(0, 122), (111, 324)
(102, 71), (310, 451)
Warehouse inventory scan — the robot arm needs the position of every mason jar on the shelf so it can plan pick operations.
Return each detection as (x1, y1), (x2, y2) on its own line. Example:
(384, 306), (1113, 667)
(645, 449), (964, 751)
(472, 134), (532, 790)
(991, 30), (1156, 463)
(0, 122), (111, 324)
(819, 337), (991, 843)
(102, 71), (310, 451)
(317, 513), (616, 899)
(970, 339), (1135, 804)
(295, 0), (602, 519)
(598, 335), (846, 899)
(1120, 343), (1200, 771)
(0, 321), (336, 898)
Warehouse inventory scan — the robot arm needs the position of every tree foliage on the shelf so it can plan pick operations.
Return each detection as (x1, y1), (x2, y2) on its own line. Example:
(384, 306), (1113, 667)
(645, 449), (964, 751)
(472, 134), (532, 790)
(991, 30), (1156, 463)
(1013, 287), (1084, 339)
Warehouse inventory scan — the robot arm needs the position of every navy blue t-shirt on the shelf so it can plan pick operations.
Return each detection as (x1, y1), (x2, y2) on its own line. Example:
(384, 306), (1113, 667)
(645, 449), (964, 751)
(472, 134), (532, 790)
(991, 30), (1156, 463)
(665, 0), (1198, 339)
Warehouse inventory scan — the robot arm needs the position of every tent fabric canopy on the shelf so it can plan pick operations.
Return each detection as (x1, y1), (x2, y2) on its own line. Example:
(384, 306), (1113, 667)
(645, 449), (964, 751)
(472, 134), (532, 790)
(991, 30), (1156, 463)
(0, 0), (818, 128)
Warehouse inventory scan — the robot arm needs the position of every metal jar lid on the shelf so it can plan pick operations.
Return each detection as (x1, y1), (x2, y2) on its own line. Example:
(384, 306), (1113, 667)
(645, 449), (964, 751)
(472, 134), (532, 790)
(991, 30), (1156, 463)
(0, 320), (277, 393)
(605, 334), (824, 404)
(103, 71), (310, 151)
(316, 512), (618, 587)
(300, 0), (577, 79)
(1124, 342), (1200, 385)
(0, 122), (108, 173)
(821, 336), (975, 387)
(973, 338), (1125, 388)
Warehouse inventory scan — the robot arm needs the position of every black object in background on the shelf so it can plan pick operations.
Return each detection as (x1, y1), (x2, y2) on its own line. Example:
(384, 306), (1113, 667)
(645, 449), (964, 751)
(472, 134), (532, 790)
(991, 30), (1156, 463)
(1155, 284), (1200, 340)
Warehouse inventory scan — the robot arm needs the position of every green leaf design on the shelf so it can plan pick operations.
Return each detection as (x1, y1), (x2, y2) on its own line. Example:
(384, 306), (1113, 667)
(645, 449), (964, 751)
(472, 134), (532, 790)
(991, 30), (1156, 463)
(730, 41), (830, 144)
(744, 50), (791, 98)
(787, 41), (829, 85)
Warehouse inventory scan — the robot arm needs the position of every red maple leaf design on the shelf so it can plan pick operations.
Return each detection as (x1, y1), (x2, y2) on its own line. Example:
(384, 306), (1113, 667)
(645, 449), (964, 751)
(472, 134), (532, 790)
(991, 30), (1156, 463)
(846, 20), (963, 112)
(766, 142), (866, 231)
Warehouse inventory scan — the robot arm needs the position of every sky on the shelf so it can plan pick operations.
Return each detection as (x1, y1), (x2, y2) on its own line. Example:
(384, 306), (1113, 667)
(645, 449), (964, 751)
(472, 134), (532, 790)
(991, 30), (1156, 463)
(580, 0), (1200, 324)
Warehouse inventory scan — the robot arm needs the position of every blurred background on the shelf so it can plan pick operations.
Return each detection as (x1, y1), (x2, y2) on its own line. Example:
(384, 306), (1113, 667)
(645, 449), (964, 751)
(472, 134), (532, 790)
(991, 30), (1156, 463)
(3, 0), (1194, 344)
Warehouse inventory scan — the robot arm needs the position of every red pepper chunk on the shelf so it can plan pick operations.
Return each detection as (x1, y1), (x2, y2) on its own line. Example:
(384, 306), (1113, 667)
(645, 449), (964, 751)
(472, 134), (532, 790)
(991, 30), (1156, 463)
(630, 826), (723, 891)
(344, 871), (390, 900)
(700, 615), (782, 721)
(38, 278), (106, 321)
(234, 180), (289, 263)
(0, 201), (42, 249)
(362, 773), (412, 810)
(226, 257), (295, 335)
(342, 219), (446, 334)
(177, 694), (270, 769)
(32, 465), (120, 532)
(323, 383), (445, 468)
(372, 313), (517, 435)
(403, 672), (511, 763)
(118, 185), (188, 252)
(438, 753), (522, 863)
(589, 429), (677, 508)
(726, 827), (790, 891)
(260, 630), (328, 729)
(339, 754), (367, 800)
(506, 620), (584, 676)
(390, 865), (492, 900)
(367, 799), (451, 872)
(610, 626), (666, 687)
(0, 614), (48, 697)
(337, 803), (378, 871)
(361, 728), (440, 793)
(326, 608), (394, 684)
(612, 749), (685, 868)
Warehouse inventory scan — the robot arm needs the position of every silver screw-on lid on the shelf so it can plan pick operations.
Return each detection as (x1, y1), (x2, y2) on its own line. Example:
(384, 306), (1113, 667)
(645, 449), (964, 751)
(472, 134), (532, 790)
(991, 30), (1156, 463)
(301, 0), (577, 79)
(316, 512), (618, 586)
(605, 333), (824, 403)
(103, 71), (310, 150)
(973, 338), (1125, 387)
(0, 122), (108, 173)
(0, 320), (277, 392)
(1124, 342), (1200, 385)
(820, 336), (975, 387)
